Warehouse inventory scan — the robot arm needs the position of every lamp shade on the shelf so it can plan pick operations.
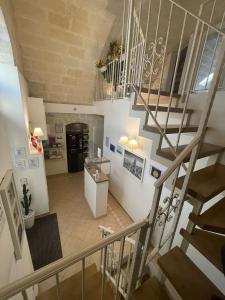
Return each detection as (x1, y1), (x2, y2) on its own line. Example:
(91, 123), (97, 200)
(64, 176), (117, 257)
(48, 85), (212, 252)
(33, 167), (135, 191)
(119, 136), (129, 145)
(33, 127), (44, 137)
(129, 139), (138, 149)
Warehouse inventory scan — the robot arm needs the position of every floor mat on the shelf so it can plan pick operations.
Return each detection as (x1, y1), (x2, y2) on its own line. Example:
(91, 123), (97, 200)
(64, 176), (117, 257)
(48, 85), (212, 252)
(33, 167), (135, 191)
(26, 213), (62, 270)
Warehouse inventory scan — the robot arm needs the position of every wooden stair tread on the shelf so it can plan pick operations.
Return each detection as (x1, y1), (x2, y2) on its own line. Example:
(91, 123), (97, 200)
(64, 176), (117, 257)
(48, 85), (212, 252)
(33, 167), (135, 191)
(140, 87), (181, 98)
(180, 228), (225, 272)
(176, 164), (225, 203)
(158, 247), (225, 300)
(132, 104), (193, 114)
(131, 276), (170, 300)
(189, 197), (225, 234)
(157, 143), (225, 162)
(143, 124), (198, 134)
(37, 264), (114, 300)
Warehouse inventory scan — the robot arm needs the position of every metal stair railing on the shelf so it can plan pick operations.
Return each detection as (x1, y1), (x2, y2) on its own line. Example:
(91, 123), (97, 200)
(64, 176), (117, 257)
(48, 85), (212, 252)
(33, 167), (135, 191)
(0, 219), (149, 300)
(98, 225), (136, 298)
(135, 34), (225, 286)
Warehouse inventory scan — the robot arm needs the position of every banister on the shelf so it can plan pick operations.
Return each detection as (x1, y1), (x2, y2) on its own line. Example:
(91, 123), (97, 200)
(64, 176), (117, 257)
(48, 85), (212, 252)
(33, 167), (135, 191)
(154, 135), (201, 188)
(0, 219), (148, 300)
(132, 84), (188, 172)
(168, 0), (225, 36)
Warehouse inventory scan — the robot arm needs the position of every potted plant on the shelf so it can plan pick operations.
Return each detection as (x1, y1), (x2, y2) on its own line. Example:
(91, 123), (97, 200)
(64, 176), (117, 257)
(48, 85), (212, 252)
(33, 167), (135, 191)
(96, 59), (107, 72)
(21, 184), (35, 229)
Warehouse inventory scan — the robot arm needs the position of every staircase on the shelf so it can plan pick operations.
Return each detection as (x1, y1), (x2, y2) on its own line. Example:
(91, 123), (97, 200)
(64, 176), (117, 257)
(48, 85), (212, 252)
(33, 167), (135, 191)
(1, 0), (225, 299)
(95, 0), (225, 298)
(37, 265), (114, 300)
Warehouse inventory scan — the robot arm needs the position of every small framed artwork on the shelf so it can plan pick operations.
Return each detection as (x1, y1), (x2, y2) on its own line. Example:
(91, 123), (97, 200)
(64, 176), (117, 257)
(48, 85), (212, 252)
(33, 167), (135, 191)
(0, 170), (24, 260)
(15, 160), (27, 171)
(55, 123), (63, 133)
(110, 144), (115, 153)
(150, 165), (162, 179)
(116, 145), (123, 155)
(123, 150), (145, 182)
(105, 136), (109, 148)
(28, 157), (39, 169)
(15, 147), (26, 159)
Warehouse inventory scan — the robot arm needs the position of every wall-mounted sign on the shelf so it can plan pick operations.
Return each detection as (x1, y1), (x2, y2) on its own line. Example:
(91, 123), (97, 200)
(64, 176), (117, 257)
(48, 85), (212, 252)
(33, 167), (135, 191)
(15, 147), (26, 159)
(116, 145), (123, 155)
(110, 144), (115, 153)
(150, 165), (162, 179)
(15, 160), (27, 171)
(55, 123), (63, 133)
(28, 157), (39, 169)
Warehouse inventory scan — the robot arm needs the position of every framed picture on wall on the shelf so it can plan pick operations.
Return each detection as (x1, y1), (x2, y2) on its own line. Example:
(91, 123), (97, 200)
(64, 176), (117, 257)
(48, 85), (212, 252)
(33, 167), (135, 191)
(55, 122), (63, 134)
(0, 170), (24, 259)
(116, 145), (123, 155)
(123, 150), (145, 182)
(105, 136), (109, 148)
(110, 144), (116, 152)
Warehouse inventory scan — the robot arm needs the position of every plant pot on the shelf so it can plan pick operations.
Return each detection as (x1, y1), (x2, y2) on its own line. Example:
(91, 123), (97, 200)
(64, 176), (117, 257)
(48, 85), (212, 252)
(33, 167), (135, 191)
(23, 209), (35, 229)
(100, 66), (107, 72)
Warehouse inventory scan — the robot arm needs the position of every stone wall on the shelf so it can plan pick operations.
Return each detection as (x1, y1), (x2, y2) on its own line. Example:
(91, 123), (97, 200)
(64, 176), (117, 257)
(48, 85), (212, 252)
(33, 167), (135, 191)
(11, 0), (121, 105)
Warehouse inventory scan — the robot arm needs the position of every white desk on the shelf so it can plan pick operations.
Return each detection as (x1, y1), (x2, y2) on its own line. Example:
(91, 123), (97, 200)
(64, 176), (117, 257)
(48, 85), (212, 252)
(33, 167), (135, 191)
(84, 161), (110, 218)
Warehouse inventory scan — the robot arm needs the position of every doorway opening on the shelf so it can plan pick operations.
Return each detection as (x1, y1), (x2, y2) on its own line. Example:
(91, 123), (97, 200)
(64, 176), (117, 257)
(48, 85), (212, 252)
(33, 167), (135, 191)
(66, 123), (89, 173)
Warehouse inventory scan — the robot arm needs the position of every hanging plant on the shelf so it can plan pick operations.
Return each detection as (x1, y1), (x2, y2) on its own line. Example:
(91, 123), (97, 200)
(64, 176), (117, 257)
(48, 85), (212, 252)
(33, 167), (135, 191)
(95, 40), (124, 71)
(107, 41), (123, 61)
(96, 59), (107, 72)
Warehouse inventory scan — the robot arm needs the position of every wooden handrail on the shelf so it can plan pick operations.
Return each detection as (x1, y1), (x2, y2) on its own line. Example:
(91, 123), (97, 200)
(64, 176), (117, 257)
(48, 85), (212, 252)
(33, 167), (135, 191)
(0, 219), (148, 300)
(154, 135), (201, 188)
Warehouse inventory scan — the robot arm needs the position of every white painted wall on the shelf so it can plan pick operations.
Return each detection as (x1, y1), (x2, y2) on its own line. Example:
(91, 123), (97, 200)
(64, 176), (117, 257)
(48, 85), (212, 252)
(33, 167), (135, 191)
(95, 93), (225, 294)
(0, 111), (34, 299)
(27, 97), (48, 140)
(0, 64), (49, 216)
(44, 102), (96, 115)
(96, 99), (167, 221)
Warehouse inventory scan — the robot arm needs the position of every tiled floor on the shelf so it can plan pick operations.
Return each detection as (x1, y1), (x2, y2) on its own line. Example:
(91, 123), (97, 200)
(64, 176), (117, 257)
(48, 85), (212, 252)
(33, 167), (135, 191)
(40, 172), (133, 292)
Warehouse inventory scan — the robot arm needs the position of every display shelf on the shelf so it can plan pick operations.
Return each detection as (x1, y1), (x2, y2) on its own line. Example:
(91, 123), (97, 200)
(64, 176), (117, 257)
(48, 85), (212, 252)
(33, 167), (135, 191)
(45, 156), (63, 160)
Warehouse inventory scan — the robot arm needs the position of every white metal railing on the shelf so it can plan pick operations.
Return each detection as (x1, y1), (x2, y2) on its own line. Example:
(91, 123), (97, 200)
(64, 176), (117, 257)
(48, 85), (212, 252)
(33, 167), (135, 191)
(95, 3), (225, 286)
(96, 55), (127, 101)
(97, 0), (225, 288)
(98, 225), (136, 298)
(128, 0), (225, 157)
(0, 219), (149, 300)
(96, 0), (225, 157)
(96, 1), (144, 101)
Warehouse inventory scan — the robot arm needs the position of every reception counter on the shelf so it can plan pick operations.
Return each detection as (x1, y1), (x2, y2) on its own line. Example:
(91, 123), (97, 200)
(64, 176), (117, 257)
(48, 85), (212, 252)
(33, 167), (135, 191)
(84, 158), (110, 218)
